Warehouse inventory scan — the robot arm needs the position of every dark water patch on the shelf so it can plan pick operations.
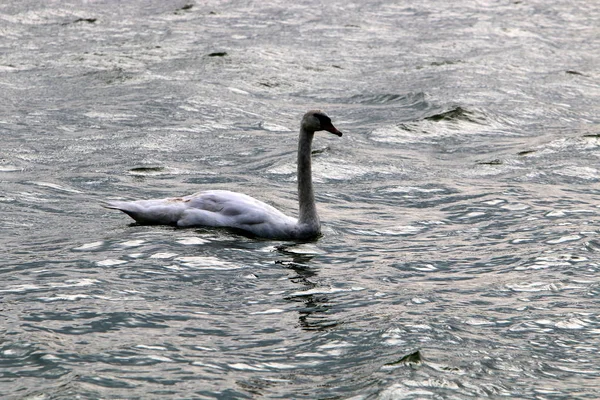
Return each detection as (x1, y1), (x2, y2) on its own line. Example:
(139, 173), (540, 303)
(430, 59), (461, 66)
(237, 377), (285, 398)
(174, 4), (194, 14)
(207, 52), (228, 57)
(585, 240), (600, 252)
(83, 67), (134, 85)
(348, 92), (428, 107)
(385, 349), (423, 366)
(517, 150), (536, 156)
(311, 145), (330, 155)
(417, 59), (463, 68)
(370, 105), (499, 145)
(257, 81), (280, 88)
(424, 106), (482, 124)
(129, 166), (165, 172)
(476, 159), (503, 165)
(62, 18), (97, 26)
(128, 166), (167, 175)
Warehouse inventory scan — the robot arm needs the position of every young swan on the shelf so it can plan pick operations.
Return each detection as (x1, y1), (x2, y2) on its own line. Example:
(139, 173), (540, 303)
(104, 110), (343, 239)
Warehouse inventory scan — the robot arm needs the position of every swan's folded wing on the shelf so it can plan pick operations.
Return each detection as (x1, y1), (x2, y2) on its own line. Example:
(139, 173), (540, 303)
(180, 190), (295, 227)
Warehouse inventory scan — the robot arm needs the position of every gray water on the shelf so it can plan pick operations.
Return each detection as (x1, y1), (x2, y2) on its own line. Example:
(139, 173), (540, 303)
(1, 0), (599, 398)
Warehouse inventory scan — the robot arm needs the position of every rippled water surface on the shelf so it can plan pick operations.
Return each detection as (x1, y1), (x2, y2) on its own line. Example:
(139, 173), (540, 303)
(1, 0), (600, 398)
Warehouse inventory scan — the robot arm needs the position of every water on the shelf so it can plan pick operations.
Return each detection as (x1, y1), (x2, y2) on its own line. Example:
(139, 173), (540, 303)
(1, 0), (599, 398)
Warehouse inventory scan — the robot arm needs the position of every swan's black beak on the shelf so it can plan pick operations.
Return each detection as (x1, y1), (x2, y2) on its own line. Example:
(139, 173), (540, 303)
(324, 123), (343, 137)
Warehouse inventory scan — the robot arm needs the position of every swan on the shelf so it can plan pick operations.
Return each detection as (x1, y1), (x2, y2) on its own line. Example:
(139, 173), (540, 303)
(103, 110), (343, 240)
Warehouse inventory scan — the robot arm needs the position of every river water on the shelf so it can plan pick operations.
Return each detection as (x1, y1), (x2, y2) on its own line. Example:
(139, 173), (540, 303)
(1, 0), (599, 398)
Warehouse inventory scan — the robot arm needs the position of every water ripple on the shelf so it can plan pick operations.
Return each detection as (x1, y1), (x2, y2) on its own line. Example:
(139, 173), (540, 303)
(1, 0), (600, 398)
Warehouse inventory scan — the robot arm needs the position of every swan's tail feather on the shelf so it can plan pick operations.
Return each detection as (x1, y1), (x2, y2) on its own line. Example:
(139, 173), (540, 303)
(102, 200), (184, 225)
(102, 201), (142, 222)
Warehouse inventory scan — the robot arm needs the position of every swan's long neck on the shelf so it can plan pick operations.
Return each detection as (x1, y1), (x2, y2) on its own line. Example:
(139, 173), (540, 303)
(297, 127), (319, 230)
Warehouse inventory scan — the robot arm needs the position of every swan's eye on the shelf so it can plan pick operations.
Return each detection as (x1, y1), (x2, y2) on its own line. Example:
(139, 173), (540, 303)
(314, 113), (331, 126)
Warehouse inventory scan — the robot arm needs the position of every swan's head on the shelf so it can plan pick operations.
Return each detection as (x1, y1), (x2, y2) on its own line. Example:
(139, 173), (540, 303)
(302, 110), (343, 136)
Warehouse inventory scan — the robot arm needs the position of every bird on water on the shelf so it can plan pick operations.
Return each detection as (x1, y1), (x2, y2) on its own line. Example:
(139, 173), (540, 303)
(104, 110), (343, 240)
